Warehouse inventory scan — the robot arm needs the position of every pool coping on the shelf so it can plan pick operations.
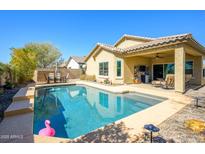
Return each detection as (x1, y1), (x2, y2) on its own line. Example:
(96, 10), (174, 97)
(33, 81), (193, 143)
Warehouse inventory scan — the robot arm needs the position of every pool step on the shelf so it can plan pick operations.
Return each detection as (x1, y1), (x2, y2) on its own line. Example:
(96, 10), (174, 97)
(4, 99), (34, 117)
(13, 87), (35, 102)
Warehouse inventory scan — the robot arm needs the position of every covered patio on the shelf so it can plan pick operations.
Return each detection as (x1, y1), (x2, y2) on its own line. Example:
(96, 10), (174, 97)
(123, 44), (204, 93)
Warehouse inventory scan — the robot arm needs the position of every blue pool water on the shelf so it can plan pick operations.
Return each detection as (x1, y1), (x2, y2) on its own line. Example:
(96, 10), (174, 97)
(33, 85), (166, 139)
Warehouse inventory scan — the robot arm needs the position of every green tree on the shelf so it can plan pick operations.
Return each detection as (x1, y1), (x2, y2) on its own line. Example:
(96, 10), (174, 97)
(25, 43), (61, 68)
(0, 62), (13, 80)
(0, 62), (5, 76)
(10, 48), (37, 83)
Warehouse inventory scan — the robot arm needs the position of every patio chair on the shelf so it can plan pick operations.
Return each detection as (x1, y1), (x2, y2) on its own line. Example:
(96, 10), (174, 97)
(151, 74), (174, 88)
(160, 74), (174, 89)
(65, 73), (70, 82)
(48, 73), (55, 83)
(151, 80), (161, 87)
(55, 72), (61, 83)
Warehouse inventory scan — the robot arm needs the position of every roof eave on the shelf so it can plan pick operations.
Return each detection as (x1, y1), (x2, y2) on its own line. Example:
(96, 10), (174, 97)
(85, 44), (122, 62)
(114, 35), (154, 47)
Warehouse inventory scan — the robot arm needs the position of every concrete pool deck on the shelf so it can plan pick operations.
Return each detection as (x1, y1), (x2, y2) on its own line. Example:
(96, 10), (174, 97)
(0, 80), (193, 143)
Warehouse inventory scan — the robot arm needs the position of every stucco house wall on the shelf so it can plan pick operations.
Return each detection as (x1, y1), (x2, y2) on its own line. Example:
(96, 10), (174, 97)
(123, 57), (151, 83)
(86, 49), (116, 83)
(115, 39), (147, 49)
(86, 47), (204, 86)
(85, 34), (205, 92)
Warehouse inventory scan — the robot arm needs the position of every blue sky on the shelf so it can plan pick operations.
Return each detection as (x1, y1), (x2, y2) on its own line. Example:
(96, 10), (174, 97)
(0, 10), (205, 63)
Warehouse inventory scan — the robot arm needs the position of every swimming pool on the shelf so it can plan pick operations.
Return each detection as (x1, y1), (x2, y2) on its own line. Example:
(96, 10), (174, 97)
(33, 85), (167, 139)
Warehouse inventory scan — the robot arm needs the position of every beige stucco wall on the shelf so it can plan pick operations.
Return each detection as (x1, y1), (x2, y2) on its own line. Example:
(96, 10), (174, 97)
(175, 47), (186, 93)
(124, 56), (152, 83)
(115, 39), (147, 49)
(86, 49), (124, 84)
(86, 44), (205, 89)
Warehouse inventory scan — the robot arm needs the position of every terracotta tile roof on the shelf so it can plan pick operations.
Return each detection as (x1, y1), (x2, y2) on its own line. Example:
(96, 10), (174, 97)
(85, 33), (205, 61)
(124, 33), (193, 53)
(97, 43), (123, 52)
(98, 33), (200, 54)
(123, 34), (155, 41)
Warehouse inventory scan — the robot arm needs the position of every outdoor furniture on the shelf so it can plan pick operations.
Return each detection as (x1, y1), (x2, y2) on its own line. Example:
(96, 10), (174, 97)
(152, 74), (174, 89)
(65, 73), (70, 82)
(144, 124), (160, 143)
(60, 76), (66, 83)
(55, 72), (61, 83)
(160, 74), (174, 89)
(48, 73), (55, 83)
(151, 79), (162, 87)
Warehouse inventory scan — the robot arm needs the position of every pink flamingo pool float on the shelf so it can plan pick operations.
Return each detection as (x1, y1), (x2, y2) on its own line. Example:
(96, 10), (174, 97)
(38, 120), (55, 137)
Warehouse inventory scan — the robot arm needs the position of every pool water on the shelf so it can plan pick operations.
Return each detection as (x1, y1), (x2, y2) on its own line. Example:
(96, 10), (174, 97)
(33, 85), (166, 139)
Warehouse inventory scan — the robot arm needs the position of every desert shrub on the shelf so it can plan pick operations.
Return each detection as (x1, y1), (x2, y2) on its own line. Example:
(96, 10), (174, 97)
(104, 78), (110, 84)
(80, 74), (96, 81)
(87, 75), (96, 81)
(80, 74), (86, 80)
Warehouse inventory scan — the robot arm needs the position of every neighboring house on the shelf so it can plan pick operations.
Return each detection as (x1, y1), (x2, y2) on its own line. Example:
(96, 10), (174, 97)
(85, 33), (205, 93)
(66, 56), (86, 69)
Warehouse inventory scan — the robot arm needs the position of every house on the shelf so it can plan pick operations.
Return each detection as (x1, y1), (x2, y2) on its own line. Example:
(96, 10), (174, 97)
(66, 56), (86, 69)
(85, 33), (205, 93)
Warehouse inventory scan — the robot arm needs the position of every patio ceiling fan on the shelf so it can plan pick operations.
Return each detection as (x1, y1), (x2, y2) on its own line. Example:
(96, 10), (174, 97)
(153, 53), (164, 59)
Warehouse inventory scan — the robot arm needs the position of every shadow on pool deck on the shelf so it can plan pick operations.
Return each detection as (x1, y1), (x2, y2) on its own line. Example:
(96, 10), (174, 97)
(64, 122), (140, 143)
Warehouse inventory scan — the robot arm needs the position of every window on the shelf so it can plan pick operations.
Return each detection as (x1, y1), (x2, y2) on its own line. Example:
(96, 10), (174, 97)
(164, 63), (174, 77)
(99, 92), (109, 108)
(185, 61), (193, 75)
(117, 60), (122, 77)
(203, 69), (205, 77)
(99, 62), (108, 76)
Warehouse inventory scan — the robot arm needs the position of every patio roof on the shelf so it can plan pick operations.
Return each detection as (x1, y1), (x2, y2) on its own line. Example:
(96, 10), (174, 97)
(85, 33), (205, 61)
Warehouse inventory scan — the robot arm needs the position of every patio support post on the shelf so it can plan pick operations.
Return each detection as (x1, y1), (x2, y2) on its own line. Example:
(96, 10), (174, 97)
(193, 56), (203, 85)
(175, 46), (185, 93)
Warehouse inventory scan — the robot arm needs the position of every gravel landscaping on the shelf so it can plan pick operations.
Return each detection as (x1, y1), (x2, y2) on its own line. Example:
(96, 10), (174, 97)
(0, 88), (19, 123)
(157, 87), (205, 143)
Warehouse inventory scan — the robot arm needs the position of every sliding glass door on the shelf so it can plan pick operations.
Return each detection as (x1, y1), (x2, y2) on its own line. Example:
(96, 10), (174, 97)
(153, 61), (193, 80)
(164, 63), (174, 78)
(153, 64), (164, 80)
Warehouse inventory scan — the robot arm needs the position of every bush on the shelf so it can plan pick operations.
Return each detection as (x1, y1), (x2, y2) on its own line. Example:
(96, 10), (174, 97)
(80, 74), (86, 80)
(80, 74), (96, 81)
(3, 81), (15, 89)
(0, 88), (4, 95)
(104, 78), (110, 84)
